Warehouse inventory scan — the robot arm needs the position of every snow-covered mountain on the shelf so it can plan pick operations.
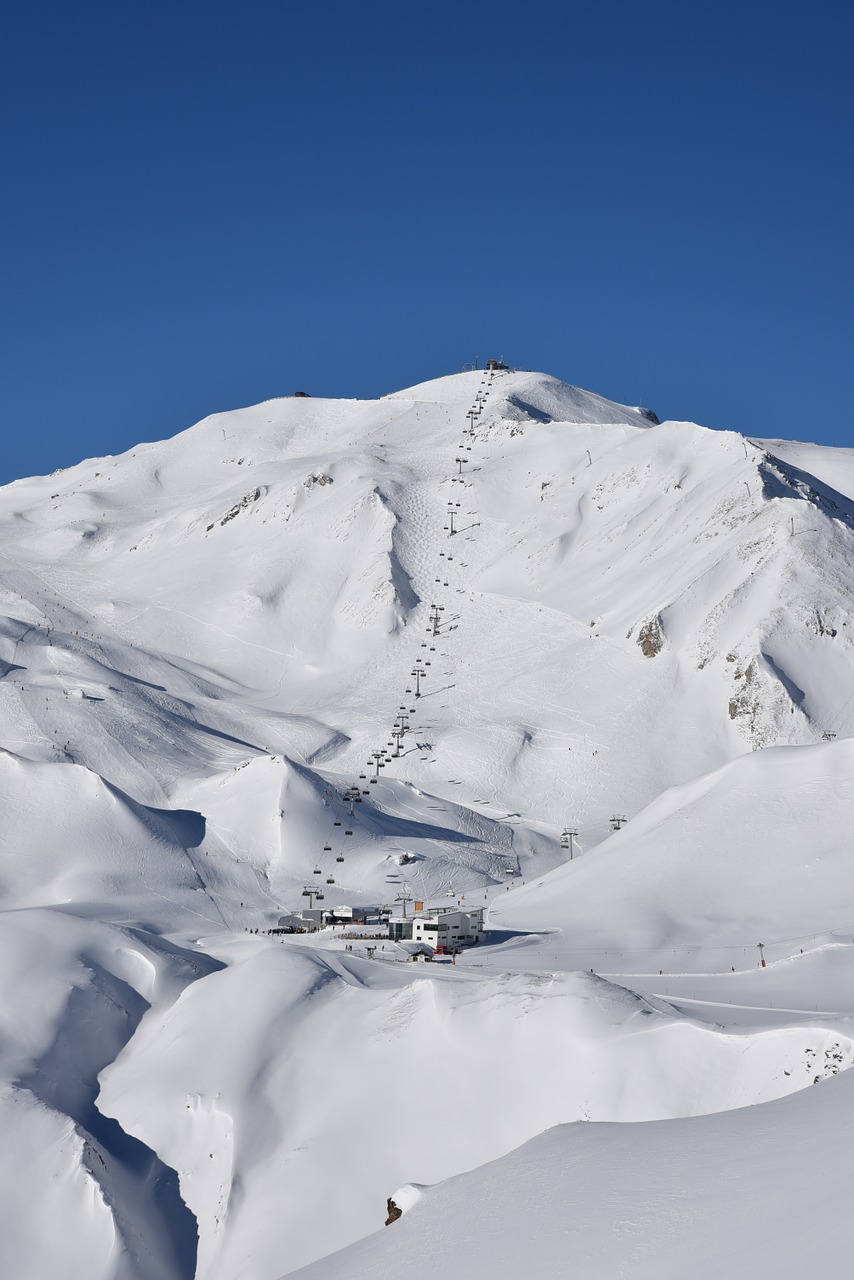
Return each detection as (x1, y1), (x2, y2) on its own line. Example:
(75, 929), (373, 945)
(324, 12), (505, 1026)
(2, 367), (854, 1278)
(4, 368), (854, 913)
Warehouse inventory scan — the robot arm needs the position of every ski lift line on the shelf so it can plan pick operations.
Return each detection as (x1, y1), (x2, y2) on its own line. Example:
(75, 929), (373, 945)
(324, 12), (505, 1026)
(309, 383), (495, 863)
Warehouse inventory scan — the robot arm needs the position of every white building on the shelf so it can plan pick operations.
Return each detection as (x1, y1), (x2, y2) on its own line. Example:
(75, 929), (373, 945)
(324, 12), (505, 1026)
(411, 908), (484, 950)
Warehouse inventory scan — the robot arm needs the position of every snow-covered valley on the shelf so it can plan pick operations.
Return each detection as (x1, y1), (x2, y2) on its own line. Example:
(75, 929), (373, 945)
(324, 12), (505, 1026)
(2, 367), (853, 1277)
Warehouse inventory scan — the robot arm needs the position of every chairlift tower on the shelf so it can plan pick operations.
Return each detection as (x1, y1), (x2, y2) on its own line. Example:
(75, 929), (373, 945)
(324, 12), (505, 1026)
(428, 604), (444, 636)
(301, 886), (325, 909)
(560, 828), (579, 859)
(609, 815), (627, 831)
(395, 893), (413, 917)
(411, 662), (426, 697)
(343, 784), (362, 815)
(391, 714), (409, 755)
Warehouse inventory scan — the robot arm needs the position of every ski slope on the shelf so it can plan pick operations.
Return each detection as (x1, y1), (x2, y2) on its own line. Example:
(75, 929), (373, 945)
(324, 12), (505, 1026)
(289, 1066), (854, 1280)
(1, 366), (854, 1277)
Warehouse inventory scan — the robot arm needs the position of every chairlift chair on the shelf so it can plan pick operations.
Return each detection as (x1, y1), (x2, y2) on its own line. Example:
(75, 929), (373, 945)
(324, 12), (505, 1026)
(336, 853), (344, 862)
(313, 866), (322, 876)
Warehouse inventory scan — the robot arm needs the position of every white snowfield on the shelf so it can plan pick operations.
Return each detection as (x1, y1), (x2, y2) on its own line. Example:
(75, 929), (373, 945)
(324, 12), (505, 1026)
(289, 1067), (854, 1280)
(1, 367), (853, 1278)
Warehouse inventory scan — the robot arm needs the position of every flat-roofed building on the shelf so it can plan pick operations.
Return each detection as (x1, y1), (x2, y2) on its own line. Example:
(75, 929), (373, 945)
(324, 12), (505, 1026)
(411, 907), (484, 950)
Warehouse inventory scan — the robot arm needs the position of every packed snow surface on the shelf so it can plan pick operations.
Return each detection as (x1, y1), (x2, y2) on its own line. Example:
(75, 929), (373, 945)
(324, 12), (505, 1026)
(290, 1067), (854, 1280)
(1, 366), (853, 1278)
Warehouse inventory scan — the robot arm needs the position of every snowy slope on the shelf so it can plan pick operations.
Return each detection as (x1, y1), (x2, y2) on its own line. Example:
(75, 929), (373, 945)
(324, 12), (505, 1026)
(3, 366), (854, 1278)
(97, 942), (854, 1277)
(3, 367), (854, 921)
(0, 909), (214, 1279)
(490, 736), (854, 971)
(288, 1066), (854, 1280)
(758, 436), (854, 502)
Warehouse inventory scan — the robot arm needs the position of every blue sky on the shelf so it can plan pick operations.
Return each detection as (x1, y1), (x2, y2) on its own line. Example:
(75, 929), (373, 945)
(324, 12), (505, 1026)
(2, 1), (852, 483)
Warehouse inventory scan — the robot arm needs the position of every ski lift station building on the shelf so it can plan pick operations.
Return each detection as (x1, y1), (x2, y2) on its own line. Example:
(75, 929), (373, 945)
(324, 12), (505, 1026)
(409, 907), (485, 950)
